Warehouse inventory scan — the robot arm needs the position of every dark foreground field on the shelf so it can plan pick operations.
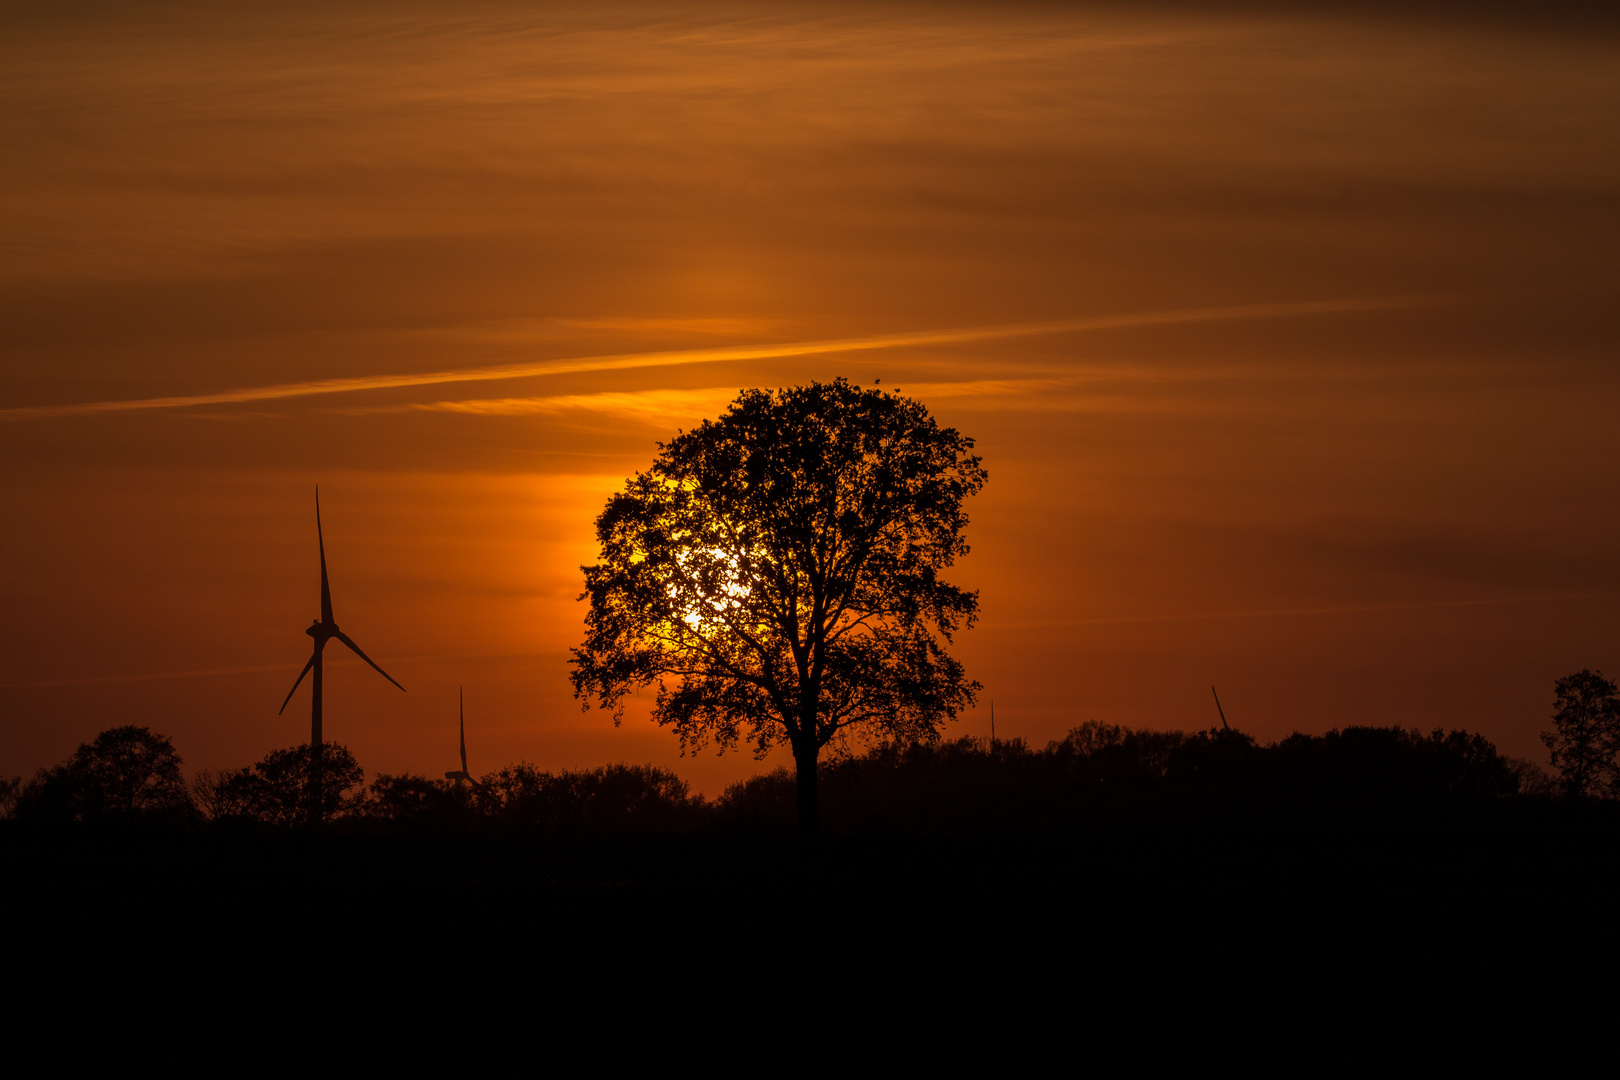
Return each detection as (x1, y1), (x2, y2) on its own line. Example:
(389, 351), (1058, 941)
(9, 724), (1620, 1005)
(9, 823), (1618, 980)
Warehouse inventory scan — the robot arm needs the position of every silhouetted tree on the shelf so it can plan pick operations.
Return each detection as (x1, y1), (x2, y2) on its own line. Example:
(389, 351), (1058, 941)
(15, 726), (195, 824)
(571, 379), (986, 836)
(1541, 670), (1620, 799)
(193, 743), (364, 825)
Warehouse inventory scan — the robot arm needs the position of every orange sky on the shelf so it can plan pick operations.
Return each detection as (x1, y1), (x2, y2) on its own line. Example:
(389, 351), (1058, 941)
(3, 1), (1617, 793)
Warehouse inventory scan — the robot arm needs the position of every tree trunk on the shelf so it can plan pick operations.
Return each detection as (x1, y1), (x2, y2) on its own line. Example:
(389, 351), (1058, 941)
(793, 741), (819, 839)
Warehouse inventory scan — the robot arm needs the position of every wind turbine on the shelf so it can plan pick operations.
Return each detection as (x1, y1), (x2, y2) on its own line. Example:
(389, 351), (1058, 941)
(279, 488), (405, 824)
(444, 687), (484, 791)
(1211, 686), (1231, 732)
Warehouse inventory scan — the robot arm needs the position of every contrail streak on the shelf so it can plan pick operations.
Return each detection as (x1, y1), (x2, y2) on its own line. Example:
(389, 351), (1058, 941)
(0, 297), (1434, 421)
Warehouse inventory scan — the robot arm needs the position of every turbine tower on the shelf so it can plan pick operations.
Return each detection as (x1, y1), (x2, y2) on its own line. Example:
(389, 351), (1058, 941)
(444, 687), (483, 790)
(279, 488), (405, 824)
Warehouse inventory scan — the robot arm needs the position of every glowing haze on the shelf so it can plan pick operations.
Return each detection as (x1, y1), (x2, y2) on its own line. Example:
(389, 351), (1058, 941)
(2, 1), (1617, 792)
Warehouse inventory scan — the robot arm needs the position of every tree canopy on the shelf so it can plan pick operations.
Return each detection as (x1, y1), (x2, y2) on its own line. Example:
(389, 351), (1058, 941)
(570, 378), (987, 833)
(16, 726), (194, 824)
(1542, 669), (1620, 799)
(193, 743), (364, 826)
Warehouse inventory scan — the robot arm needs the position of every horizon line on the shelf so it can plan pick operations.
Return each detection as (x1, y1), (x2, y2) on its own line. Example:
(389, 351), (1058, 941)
(0, 296), (1437, 422)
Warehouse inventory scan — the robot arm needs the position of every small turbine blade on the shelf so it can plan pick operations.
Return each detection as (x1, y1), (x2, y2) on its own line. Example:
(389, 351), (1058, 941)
(316, 486), (333, 626)
(279, 653), (316, 714)
(334, 630), (405, 692)
(1211, 685), (1230, 731)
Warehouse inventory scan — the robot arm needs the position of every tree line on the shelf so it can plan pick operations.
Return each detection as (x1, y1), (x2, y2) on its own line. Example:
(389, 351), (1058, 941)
(5, 670), (1617, 834)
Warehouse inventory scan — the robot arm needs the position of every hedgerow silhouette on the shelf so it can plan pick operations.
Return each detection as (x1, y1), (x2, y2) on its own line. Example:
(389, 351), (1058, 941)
(2, 720), (1569, 834)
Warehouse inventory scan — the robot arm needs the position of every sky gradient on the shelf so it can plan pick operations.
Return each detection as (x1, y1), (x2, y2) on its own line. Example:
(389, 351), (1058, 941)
(3, 1), (1617, 792)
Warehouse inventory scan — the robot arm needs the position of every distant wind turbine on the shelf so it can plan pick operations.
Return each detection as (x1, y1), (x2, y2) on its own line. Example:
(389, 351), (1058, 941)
(279, 488), (405, 824)
(1211, 686), (1231, 732)
(444, 687), (483, 790)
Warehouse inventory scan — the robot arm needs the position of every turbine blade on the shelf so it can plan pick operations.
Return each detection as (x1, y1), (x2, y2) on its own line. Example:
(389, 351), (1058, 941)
(334, 631), (405, 692)
(279, 653), (317, 714)
(316, 486), (333, 625)
(460, 687), (469, 774)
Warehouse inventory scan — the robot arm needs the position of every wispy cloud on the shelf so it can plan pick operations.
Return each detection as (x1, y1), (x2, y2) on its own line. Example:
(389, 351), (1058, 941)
(412, 316), (783, 344)
(0, 297), (1435, 422)
(400, 387), (740, 422)
(347, 380), (1069, 422)
(885, 378), (1070, 398)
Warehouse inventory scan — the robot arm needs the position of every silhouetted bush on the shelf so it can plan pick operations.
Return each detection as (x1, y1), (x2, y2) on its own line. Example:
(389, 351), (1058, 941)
(1050, 721), (1186, 786)
(1506, 757), (1557, 798)
(358, 773), (474, 825)
(475, 762), (703, 833)
(1267, 726), (1519, 817)
(16, 726), (196, 825)
(193, 743), (364, 826)
(712, 722), (1533, 833)
(10, 721), (1553, 838)
(715, 767), (799, 831)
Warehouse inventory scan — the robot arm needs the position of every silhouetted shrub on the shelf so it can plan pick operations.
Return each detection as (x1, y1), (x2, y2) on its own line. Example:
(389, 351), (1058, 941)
(477, 762), (702, 833)
(710, 722), (1530, 833)
(719, 736), (1080, 833)
(1506, 758), (1557, 798)
(16, 726), (196, 824)
(813, 736), (1050, 833)
(358, 773), (475, 825)
(714, 767), (798, 830)
(14, 721), (1547, 838)
(1268, 726), (1518, 817)
(1050, 721), (1186, 784)
(193, 743), (364, 826)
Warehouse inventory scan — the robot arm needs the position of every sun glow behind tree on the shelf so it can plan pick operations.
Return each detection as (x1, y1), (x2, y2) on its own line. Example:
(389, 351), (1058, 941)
(572, 379), (987, 834)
